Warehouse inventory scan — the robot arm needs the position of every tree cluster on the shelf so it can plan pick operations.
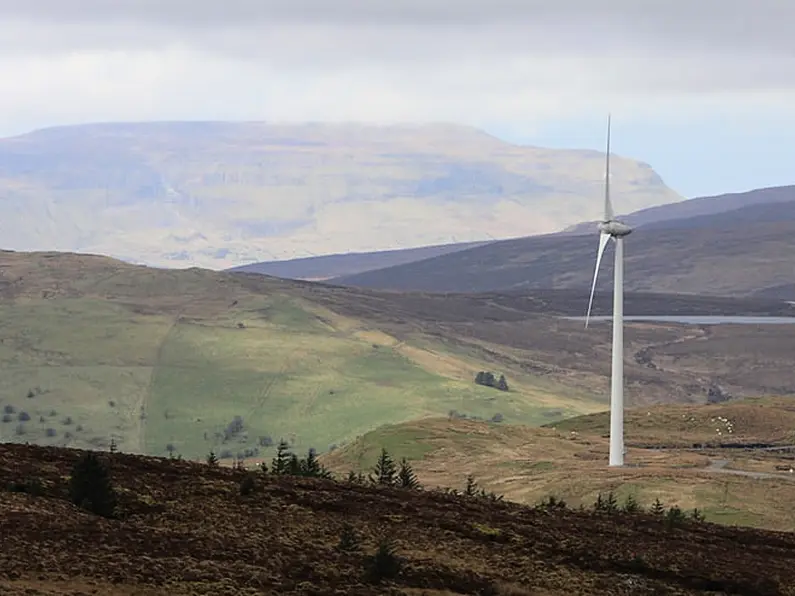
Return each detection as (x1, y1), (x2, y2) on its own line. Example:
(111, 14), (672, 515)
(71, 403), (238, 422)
(474, 371), (509, 391)
(536, 491), (707, 528)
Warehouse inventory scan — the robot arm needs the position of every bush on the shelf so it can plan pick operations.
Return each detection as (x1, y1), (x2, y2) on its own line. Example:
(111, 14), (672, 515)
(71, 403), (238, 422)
(365, 538), (401, 583)
(337, 523), (360, 552)
(239, 473), (257, 496)
(26, 389), (35, 399)
(1, 414), (11, 423)
(3, 404), (14, 414)
(206, 451), (219, 466)
(45, 428), (57, 438)
(6, 477), (43, 496)
(18, 411), (31, 422)
(68, 452), (117, 518)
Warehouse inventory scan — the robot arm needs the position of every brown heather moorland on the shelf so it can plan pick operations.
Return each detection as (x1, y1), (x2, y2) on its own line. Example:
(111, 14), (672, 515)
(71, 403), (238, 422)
(2, 442), (795, 596)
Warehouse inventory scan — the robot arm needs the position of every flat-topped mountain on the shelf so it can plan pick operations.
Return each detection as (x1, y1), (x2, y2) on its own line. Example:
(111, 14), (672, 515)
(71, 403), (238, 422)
(0, 121), (683, 268)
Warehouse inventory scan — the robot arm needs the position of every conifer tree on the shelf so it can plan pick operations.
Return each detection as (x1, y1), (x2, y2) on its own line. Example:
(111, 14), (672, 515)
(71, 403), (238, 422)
(372, 448), (397, 486)
(272, 439), (291, 475)
(397, 457), (420, 489)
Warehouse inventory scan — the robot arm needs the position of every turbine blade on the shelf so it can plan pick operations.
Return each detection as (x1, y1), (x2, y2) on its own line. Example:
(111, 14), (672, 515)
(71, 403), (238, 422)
(585, 232), (612, 328)
(603, 114), (614, 222)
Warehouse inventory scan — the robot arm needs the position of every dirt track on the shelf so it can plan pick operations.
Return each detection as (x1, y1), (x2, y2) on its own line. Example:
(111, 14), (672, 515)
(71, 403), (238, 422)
(2, 443), (795, 596)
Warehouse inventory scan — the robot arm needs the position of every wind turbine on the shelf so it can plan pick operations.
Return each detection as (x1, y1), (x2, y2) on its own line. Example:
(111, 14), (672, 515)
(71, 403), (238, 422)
(585, 114), (632, 467)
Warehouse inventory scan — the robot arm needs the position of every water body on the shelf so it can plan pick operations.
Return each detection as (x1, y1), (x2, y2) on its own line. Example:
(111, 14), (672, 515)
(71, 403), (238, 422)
(564, 315), (795, 325)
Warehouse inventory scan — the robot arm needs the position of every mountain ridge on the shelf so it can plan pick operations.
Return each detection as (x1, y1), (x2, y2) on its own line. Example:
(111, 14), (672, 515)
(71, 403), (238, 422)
(0, 120), (683, 268)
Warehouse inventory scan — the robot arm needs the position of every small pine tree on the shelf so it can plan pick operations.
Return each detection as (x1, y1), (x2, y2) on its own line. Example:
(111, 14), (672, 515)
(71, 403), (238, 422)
(691, 508), (706, 522)
(68, 452), (117, 518)
(272, 439), (291, 475)
(372, 448), (397, 486)
(650, 498), (666, 515)
(397, 458), (420, 489)
(664, 505), (687, 528)
(259, 461), (268, 475)
(622, 494), (641, 514)
(206, 451), (219, 466)
(464, 474), (478, 496)
(303, 448), (320, 476)
(109, 439), (117, 454)
(287, 453), (302, 476)
(366, 538), (401, 583)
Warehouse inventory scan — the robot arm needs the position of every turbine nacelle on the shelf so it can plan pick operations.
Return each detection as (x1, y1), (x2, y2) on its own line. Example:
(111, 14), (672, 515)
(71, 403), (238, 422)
(598, 220), (633, 238)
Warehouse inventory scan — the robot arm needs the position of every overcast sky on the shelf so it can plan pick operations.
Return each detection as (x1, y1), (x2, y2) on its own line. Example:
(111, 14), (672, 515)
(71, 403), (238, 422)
(0, 0), (793, 197)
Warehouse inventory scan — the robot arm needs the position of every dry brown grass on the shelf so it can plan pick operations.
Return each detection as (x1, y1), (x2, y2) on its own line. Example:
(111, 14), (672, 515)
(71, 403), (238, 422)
(323, 404), (795, 532)
(2, 442), (795, 596)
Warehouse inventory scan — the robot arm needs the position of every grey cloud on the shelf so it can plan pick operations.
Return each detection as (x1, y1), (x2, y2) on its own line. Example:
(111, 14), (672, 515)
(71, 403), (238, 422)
(1, 0), (793, 52)
(0, 0), (793, 98)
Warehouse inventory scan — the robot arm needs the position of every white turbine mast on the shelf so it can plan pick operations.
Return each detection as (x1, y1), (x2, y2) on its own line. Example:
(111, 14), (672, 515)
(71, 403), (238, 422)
(584, 114), (633, 467)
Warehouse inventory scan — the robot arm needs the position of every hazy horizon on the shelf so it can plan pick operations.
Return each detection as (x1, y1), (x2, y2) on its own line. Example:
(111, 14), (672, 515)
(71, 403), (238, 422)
(0, 0), (792, 200)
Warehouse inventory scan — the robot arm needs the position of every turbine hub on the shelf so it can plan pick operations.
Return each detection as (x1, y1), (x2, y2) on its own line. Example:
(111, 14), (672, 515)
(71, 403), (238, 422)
(598, 220), (632, 238)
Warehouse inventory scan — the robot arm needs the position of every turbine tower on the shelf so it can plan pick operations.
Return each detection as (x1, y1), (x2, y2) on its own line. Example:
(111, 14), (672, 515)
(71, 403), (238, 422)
(585, 114), (633, 467)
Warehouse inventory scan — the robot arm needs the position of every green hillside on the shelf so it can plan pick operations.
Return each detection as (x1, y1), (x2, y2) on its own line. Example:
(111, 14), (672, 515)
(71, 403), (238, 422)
(0, 251), (602, 462)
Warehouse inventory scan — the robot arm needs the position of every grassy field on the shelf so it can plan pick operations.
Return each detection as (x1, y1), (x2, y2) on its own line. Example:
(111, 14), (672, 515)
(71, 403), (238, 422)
(3, 250), (795, 466)
(323, 399), (795, 532)
(0, 252), (604, 462)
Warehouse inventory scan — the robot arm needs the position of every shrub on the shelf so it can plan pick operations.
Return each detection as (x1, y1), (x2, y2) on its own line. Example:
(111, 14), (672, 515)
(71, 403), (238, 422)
(26, 389), (35, 399)
(365, 538), (401, 583)
(18, 411), (31, 422)
(7, 477), (43, 496)
(337, 523), (360, 552)
(62, 416), (73, 426)
(491, 413), (504, 423)
(45, 428), (57, 438)
(68, 452), (117, 518)
(206, 451), (219, 466)
(3, 404), (14, 414)
(1, 414), (11, 423)
(239, 473), (257, 496)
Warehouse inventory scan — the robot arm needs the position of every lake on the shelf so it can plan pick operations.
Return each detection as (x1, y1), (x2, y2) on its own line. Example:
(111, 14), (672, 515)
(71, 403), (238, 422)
(564, 315), (795, 325)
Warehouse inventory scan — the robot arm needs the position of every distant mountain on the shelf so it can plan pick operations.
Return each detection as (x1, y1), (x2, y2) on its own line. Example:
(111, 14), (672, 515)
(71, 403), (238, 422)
(0, 121), (683, 268)
(228, 240), (491, 280)
(563, 185), (795, 234)
(332, 197), (795, 297)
